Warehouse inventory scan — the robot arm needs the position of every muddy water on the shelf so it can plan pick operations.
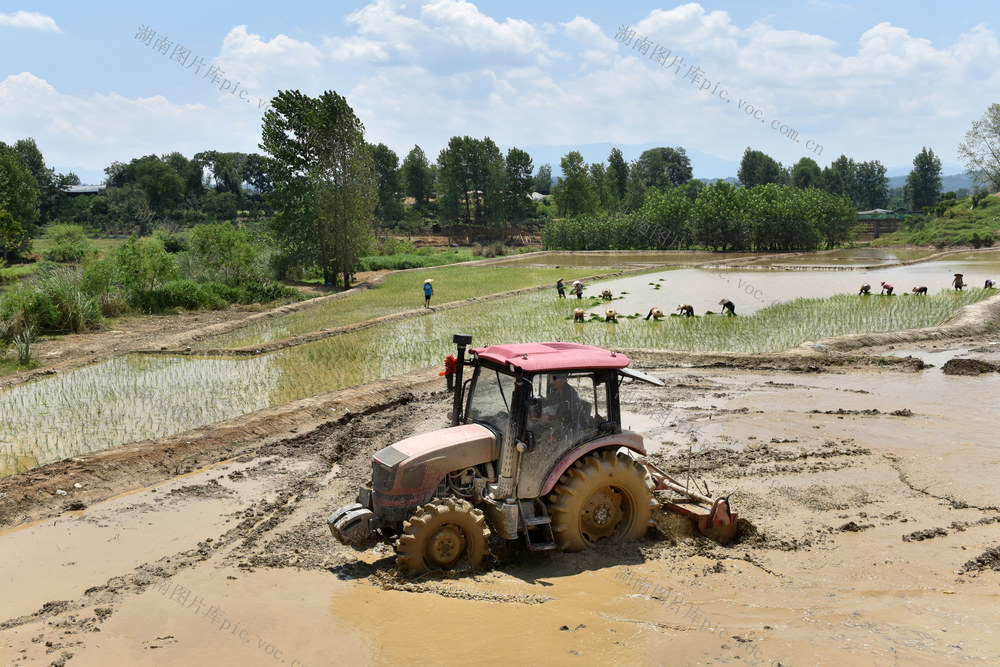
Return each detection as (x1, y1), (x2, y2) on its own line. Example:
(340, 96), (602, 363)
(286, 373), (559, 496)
(744, 247), (935, 266)
(3, 361), (998, 665)
(588, 255), (1000, 316)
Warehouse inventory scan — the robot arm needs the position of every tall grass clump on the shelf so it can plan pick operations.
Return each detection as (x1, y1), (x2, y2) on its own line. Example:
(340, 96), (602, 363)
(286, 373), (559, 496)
(41, 224), (93, 263)
(0, 265), (103, 340)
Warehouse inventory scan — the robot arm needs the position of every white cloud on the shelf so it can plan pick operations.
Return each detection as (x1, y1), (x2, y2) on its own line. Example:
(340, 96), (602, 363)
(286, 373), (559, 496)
(326, 0), (557, 72)
(216, 25), (325, 90)
(0, 73), (263, 180)
(562, 16), (617, 68)
(0, 10), (60, 32)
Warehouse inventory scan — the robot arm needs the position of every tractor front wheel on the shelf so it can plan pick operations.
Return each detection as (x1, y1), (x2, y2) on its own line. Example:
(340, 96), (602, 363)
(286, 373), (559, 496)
(547, 451), (655, 551)
(396, 497), (490, 576)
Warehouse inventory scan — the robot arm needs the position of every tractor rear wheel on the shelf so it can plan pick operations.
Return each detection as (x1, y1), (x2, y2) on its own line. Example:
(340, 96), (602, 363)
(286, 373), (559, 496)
(396, 497), (490, 577)
(547, 451), (655, 551)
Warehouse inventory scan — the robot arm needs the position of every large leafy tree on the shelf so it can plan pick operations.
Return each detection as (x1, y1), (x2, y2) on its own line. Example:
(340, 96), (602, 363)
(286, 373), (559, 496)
(903, 147), (942, 211)
(369, 143), (403, 224)
(0, 141), (41, 260)
(789, 157), (822, 189)
(261, 90), (376, 288)
(958, 103), (1000, 191)
(401, 145), (432, 207)
(821, 155), (857, 204)
(532, 164), (552, 195)
(738, 147), (786, 188)
(607, 148), (629, 203)
(854, 160), (889, 210)
(634, 146), (692, 189)
(693, 180), (745, 251)
(436, 136), (505, 228)
(504, 147), (534, 222)
(552, 151), (595, 217)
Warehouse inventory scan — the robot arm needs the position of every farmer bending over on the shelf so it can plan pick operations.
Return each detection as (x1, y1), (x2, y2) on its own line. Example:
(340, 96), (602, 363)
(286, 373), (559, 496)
(676, 304), (694, 317)
(880, 282), (893, 295)
(719, 299), (736, 316)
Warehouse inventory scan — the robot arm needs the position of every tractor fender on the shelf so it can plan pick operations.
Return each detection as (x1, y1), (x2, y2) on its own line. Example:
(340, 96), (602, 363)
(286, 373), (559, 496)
(537, 431), (646, 498)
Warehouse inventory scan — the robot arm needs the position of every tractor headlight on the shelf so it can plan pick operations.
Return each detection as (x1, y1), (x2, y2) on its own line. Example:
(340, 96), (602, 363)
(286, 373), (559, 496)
(372, 460), (394, 489)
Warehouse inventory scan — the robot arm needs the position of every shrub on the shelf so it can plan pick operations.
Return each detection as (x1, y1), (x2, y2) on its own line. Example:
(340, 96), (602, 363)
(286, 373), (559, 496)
(0, 266), (102, 338)
(130, 279), (227, 312)
(42, 224), (92, 263)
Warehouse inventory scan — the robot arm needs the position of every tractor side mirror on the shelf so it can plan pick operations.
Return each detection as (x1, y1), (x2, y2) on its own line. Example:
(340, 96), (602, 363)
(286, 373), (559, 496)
(598, 420), (620, 435)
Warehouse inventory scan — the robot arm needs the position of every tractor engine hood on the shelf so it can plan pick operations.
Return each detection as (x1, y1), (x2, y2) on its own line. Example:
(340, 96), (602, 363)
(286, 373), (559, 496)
(371, 423), (497, 498)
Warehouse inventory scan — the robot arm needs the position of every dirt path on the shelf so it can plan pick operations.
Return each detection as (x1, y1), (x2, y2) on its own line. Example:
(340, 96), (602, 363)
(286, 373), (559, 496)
(2, 343), (998, 665)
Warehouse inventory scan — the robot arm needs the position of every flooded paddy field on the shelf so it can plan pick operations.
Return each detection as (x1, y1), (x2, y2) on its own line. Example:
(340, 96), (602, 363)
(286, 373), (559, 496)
(2, 354), (997, 666)
(588, 254), (1000, 317)
(2, 286), (991, 474)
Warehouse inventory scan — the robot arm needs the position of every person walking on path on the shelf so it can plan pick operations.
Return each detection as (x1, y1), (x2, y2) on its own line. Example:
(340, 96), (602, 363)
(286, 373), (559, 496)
(573, 280), (583, 299)
(423, 278), (434, 307)
(719, 299), (736, 316)
(556, 278), (566, 299)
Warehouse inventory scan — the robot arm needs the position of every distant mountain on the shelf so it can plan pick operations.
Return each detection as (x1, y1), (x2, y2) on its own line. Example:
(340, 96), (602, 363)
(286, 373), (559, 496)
(515, 142), (740, 181)
(888, 173), (974, 191)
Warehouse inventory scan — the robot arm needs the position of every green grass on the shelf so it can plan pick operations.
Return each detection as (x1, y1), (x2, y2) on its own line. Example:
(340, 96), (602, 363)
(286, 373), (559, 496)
(873, 195), (1000, 247)
(198, 265), (590, 348)
(32, 235), (130, 259)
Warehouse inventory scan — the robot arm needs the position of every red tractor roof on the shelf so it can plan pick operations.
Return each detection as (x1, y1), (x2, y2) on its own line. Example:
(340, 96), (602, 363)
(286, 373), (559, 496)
(471, 342), (630, 374)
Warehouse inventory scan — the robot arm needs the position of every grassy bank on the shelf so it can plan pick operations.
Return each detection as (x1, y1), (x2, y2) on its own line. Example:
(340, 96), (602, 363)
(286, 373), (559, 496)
(874, 194), (1000, 247)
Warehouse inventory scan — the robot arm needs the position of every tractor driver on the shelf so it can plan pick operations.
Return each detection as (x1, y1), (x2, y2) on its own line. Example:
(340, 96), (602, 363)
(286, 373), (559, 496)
(534, 374), (584, 426)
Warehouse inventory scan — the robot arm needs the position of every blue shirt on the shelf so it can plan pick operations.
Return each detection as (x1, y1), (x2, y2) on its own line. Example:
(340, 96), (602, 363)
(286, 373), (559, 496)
(424, 283), (433, 296)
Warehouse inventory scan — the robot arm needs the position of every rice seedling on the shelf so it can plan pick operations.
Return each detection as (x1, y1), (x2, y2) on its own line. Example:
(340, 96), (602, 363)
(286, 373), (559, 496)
(198, 266), (591, 348)
(1, 282), (990, 477)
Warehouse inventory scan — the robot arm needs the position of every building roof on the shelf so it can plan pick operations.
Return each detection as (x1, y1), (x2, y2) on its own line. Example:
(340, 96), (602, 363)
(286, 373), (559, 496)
(471, 341), (630, 373)
(62, 185), (106, 194)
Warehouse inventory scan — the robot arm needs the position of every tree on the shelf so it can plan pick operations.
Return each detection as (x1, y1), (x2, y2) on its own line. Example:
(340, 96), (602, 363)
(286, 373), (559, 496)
(0, 141), (41, 259)
(504, 147), (534, 222)
(261, 90), (376, 288)
(821, 155), (857, 204)
(607, 148), (629, 203)
(958, 103), (1000, 191)
(0, 209), (27, 264)
(737, 147), (785, 188)
(854, 160), (889, 210)
(789, 157), (822, 190)
(623, 160), (647, 212)
(369, 143), (403, 224)
(134, 157), (185, 215)
(903, 147), (942, 211)
(401, 145), (432, 207)
(552, 151), (594, 216)
(436, 136), (505, 229)
(634, 147), (692, 189)
(533, 164), (552, 195)
(191, 222), (260, 284)
(588, 162), (612, 211)
(693, 181), (746, 251)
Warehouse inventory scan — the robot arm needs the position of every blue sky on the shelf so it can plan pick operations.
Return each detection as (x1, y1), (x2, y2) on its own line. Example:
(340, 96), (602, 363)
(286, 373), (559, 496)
(2, 1), (997, 182)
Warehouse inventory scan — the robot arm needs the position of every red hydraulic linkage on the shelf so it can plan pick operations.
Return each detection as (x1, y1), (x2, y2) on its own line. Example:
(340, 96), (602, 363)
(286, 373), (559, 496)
(642, 461), (739, 545)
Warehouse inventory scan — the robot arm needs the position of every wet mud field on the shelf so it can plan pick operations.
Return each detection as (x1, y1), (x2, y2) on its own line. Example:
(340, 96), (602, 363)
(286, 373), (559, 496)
(2, 339), (999, 666)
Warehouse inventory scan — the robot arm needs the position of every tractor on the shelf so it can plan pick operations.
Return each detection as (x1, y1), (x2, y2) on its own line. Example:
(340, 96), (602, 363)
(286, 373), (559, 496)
(328, 333), (738, 576)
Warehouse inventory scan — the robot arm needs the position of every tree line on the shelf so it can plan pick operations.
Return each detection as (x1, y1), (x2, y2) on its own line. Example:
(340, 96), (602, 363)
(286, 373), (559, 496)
(541, 182), (856, 252)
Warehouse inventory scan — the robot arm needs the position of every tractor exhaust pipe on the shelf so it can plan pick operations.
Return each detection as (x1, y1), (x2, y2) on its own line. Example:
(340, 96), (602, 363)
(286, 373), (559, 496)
(451, 333), (473, 426)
